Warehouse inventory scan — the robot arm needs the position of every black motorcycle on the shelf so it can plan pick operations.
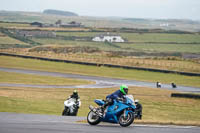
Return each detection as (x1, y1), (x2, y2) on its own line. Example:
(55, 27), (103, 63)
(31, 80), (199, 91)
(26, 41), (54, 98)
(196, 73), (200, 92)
(134, 99), (142, 119)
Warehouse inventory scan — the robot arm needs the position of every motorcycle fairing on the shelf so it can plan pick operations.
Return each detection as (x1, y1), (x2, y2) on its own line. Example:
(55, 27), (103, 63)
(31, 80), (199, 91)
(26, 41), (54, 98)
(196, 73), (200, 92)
(101, 100), (135, 123)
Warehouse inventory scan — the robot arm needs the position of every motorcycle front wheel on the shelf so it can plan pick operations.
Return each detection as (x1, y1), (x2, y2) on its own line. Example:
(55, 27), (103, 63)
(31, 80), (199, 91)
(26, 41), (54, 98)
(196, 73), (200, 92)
(119, 112), (134, 127)
(87, 111), (101, 125)
(62, 108), (70, 116)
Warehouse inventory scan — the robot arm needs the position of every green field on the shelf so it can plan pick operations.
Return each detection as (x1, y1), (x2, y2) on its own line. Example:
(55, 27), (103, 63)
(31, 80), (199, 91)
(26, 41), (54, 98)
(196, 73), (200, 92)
(32, 38), (200, 53)
(118, 43), (200, 53)
(1, 22), (200, 54)
(0, 71), (93, 85)
(31, 31), (200, 54)
(0, 56), (200, 88)
(0, 36), (28, 45)
(56, 32), (200, 44)
(120, 33), (200, 43)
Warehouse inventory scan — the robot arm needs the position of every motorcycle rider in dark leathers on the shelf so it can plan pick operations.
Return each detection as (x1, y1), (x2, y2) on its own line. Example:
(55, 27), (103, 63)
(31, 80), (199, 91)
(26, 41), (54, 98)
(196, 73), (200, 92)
(99, 85), (128, 116)
(62, 90), (81, 116)
(135, 99), (142, 119)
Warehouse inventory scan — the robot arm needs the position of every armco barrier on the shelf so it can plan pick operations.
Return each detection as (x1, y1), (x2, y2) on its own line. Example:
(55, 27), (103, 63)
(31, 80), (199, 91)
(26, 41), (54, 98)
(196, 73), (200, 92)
(0, 52), (200, 77)
(171, 93), (200, 99)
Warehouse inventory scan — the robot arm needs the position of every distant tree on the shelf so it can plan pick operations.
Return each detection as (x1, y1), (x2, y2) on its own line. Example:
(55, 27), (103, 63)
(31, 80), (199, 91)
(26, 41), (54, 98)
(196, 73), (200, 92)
(69, 21), (76, 24)
(55, 20), (62, 25)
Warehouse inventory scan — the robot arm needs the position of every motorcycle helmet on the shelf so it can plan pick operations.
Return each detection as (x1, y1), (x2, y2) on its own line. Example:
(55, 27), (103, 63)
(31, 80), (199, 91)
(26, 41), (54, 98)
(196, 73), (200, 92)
(73, 90), (78, 95)
(135, 99), (139, 104)
(120, 85), (128, 95)
(71, 90), (78, 99)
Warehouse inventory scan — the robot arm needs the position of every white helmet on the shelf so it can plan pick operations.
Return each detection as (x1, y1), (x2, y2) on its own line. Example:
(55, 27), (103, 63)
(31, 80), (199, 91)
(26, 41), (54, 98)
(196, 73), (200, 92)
(135, 99), (139, 103)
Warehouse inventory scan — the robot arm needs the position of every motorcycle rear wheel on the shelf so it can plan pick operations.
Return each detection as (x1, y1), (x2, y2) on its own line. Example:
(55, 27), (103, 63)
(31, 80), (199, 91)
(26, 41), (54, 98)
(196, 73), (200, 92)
(119, 112), (134, 127)
(87, 111), (101, 125)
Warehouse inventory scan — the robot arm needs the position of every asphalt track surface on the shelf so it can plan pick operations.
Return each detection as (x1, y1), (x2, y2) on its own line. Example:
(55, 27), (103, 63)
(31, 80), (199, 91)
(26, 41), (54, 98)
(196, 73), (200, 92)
(0, 67), (200, 92)
(0, 112), (199, 133)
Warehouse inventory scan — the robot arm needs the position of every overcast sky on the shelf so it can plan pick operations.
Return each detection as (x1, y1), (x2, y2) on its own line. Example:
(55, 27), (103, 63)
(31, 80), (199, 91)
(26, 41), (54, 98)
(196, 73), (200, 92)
(1, 0), (200, 20)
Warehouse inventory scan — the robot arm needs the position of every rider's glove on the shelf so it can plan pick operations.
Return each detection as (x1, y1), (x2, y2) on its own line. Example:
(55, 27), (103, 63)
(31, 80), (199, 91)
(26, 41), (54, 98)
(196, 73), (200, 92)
(116, 97), (123, 101)
(122, 98), (127, 103)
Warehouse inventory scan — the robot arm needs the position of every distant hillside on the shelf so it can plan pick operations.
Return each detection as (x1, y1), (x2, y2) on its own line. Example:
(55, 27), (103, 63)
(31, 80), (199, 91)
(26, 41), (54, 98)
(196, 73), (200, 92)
(43, 9), (78, 16)
(124, 18), (200, 25)
(0, 10), (200, 32)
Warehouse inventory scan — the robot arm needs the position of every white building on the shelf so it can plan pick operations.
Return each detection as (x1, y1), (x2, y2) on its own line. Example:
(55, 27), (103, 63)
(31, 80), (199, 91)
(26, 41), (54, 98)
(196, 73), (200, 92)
(160, 23), (169, 27)
(92, 33), (125, 43)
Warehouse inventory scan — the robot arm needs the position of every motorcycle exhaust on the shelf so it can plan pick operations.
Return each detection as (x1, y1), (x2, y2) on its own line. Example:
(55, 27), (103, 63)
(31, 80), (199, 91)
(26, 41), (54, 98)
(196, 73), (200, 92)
(89, 105), (97, 112)
(89, 105), (95, 111)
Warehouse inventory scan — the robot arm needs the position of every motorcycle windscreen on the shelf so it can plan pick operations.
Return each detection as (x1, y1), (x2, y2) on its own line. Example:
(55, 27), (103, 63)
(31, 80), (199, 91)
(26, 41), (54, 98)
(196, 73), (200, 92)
(94, 99), (105, 106)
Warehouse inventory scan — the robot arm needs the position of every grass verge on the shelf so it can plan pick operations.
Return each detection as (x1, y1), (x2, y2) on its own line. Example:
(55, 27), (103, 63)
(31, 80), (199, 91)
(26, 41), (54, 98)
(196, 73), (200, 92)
(0, 71), (93, 85)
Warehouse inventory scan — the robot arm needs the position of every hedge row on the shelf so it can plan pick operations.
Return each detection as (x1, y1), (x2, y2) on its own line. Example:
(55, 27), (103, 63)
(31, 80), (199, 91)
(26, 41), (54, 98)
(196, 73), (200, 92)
(171, 93), (200, 99)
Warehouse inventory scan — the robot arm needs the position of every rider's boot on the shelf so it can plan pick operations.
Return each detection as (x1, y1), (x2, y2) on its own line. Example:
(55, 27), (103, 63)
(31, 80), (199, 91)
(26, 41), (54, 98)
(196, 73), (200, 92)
(98, 106), (104, 117)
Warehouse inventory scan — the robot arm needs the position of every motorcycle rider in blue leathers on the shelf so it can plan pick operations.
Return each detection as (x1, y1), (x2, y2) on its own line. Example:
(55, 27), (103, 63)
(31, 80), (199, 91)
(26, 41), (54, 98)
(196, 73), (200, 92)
(99, 85), (128, 116)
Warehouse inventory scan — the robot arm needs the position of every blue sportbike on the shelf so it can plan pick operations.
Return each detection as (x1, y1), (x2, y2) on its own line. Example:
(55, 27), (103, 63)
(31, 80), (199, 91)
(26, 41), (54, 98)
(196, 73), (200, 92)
(87, 95), (136, 127)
